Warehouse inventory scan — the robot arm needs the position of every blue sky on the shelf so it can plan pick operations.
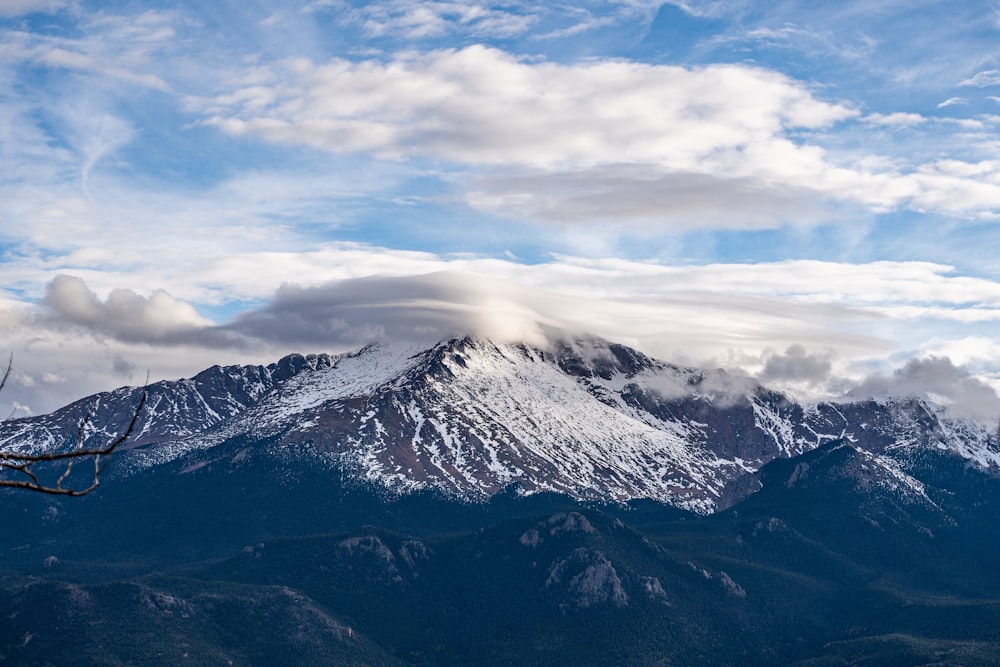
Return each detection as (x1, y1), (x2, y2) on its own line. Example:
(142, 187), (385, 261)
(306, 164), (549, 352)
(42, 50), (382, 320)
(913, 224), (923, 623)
(4, 0), (1000, 417)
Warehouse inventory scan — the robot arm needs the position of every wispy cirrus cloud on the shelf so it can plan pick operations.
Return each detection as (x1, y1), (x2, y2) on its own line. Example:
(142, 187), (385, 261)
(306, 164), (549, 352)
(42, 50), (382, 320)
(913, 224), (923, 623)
(0, 13), (176, 91)
(938, 96), (969, 108)
(320, 0), (538, 39)
(309, 0), (666, 42)
(961, 69), (1000, 87)
(0, 0), (66, 17)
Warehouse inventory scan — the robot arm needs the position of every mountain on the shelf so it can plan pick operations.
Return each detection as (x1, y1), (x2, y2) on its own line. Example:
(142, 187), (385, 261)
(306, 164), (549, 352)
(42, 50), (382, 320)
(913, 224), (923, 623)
(3, 335), (999, 515)
(2, 336), (999, 515)
(4, 336), (1000, 665)
(6, 491), (1000, 665)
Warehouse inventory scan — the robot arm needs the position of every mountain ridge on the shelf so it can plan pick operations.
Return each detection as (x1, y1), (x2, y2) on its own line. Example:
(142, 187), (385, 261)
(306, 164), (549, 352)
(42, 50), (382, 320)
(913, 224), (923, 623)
(1, 335), (998, 514)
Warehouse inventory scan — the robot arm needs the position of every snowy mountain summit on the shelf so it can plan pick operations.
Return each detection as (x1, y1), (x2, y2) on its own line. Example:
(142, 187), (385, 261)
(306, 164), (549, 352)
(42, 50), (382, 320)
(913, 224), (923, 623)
(3, 336), (999, 514)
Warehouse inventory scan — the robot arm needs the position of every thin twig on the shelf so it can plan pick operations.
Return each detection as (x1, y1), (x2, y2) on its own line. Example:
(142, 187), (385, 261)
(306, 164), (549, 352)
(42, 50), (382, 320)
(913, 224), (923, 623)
(0, 354), (11, 395)
(0, 375), (148, 496)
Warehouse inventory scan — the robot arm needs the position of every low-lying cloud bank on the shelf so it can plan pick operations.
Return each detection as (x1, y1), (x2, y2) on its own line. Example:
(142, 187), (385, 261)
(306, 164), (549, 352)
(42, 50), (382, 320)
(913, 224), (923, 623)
(848, 357), (1000, 422)
(43, 275), (217, 345)
(11, 270), (999, 423)
(230, 273), (560, 349)
(34, 269), (886, 363)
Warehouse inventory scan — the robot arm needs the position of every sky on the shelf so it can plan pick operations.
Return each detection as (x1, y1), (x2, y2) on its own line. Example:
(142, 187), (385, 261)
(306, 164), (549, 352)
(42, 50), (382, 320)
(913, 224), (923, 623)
(4, 0), (1000, 420)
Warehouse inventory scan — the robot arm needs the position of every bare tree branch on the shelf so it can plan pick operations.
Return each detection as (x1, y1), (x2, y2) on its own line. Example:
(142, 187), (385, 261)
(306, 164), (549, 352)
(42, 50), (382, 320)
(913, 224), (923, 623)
(0, 358), (147, 496)
(0, 353), (10, 394)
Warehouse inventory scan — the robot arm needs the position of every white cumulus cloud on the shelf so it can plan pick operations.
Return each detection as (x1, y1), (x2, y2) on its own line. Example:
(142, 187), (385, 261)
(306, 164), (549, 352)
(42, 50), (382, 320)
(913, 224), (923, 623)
(200, 45), (854, 169)
(191, 45), (1000, 225)
(42, 275), (216, 344)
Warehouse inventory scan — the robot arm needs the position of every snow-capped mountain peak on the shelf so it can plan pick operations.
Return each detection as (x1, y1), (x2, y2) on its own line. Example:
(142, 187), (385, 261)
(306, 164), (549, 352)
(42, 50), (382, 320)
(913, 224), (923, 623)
(2, 336), (998, 514)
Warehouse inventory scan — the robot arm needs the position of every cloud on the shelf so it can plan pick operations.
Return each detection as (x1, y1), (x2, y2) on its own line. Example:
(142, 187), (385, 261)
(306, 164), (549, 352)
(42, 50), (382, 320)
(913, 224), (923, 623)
(201, 45), (853, 169)
(759, 344), (833, 384)
(42, 275), (221, 345)
(30, 265), (891, 360)
(0, 0), (64, 17)
(5, 262), (1000, 418)
(310, 0), (666, 42)
(849, 356), (1000, 421)
(465, 167), (833, 230)
(327, 0), (538, 39)
(205, 47), (848, 176)
(33, 271), (581, 353)
(960, 69), (1000, 88)
(186, 44), (872, 227)
(536, 257), (1000, 310)
(0, 157), (423, 307)
(26, 255), (1000, 350)
(192, 45), (1000, 223)
(231, 271), (557, 348)
(533, 14), (617, 40)
(863, 112), (927, 127)
(0, 312), (265, 418)
(675, 1), (996, 88)
(0, 24), (172, 91)
(937, 97), (968, 108)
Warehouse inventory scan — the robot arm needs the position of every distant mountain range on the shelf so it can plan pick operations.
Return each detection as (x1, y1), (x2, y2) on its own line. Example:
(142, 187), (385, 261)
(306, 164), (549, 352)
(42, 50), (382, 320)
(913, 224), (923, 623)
(3, 335), (1000, 665)
(2, 335), (998, 513)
